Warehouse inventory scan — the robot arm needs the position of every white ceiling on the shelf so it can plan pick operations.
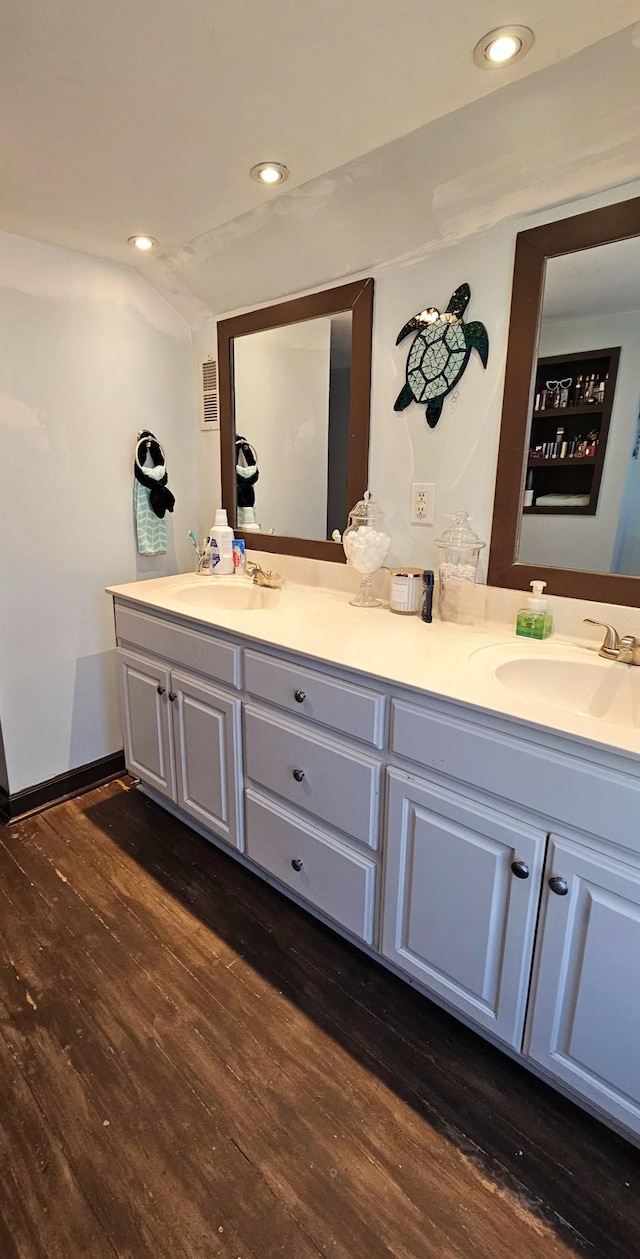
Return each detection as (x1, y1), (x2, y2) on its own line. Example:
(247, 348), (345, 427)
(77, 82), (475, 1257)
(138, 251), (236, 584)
(2, 0), (639, 277)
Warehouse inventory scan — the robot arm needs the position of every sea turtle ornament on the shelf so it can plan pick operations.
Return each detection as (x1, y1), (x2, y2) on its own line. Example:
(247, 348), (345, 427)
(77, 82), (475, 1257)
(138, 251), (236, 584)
(394, 283), (489, 428)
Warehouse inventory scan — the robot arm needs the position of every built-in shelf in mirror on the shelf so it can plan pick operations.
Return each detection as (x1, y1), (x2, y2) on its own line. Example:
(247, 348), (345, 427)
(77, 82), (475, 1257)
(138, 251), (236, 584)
(488, 195), (640, 607)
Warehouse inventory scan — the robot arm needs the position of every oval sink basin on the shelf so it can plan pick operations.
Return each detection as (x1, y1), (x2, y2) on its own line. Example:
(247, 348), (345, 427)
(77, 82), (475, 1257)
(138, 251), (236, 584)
(470, 642), (640, 728)
(172, 581), (281, 612)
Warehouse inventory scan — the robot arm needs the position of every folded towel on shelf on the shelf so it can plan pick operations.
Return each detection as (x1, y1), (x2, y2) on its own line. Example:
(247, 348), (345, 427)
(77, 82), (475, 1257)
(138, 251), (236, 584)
(534, 493), (590, 507)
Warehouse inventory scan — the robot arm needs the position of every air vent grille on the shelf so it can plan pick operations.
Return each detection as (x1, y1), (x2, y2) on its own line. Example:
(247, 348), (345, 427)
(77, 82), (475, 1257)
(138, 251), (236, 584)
(201, 358), (219, 428)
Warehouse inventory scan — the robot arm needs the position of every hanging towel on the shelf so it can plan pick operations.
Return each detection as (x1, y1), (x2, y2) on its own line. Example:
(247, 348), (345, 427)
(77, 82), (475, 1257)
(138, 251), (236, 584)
(134, 430), (175, 555)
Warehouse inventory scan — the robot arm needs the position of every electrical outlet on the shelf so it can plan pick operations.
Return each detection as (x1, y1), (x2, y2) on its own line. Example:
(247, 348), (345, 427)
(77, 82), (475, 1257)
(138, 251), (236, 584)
(410, 482), (435, 525)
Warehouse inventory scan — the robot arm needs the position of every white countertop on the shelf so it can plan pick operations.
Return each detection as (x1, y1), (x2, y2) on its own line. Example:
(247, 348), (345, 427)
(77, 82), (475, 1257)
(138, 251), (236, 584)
(107, 572), (640, 765)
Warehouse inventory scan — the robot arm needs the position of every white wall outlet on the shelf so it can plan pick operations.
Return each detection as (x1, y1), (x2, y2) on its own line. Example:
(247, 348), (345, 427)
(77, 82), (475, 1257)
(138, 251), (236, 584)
(410, 482), (435, 525)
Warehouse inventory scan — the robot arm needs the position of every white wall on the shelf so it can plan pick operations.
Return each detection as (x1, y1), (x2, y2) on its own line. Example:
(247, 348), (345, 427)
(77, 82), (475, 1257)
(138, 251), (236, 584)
(0, 231), (196, 794)
(233, 320), (330, 538)
(519, 311), (640, 571)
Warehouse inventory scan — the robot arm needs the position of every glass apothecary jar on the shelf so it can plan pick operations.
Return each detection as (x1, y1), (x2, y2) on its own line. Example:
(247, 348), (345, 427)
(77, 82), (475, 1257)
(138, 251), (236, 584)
(435, 512), (485, 624)
(342, 490), (391, 607)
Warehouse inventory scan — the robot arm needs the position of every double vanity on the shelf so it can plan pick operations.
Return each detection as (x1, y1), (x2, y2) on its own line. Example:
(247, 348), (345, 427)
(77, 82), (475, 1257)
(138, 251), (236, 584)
(108, 570), (640, 1146)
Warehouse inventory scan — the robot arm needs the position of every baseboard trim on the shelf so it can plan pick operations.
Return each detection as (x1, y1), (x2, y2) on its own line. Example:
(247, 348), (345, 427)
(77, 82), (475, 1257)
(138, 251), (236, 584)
(0, 752), (126, 823)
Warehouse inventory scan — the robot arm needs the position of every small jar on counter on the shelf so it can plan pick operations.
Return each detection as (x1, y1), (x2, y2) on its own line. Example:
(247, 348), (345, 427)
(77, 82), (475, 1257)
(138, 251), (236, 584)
(389, 568), (423, 615)
(435, 512), (485, 625)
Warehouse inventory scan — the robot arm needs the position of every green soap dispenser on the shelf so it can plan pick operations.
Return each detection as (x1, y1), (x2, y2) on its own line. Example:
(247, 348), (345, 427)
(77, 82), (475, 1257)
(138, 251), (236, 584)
(516, 580), (554, 640)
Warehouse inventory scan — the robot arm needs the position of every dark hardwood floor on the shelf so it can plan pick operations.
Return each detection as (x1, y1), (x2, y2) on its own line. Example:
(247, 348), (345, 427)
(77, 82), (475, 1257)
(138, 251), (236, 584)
(1, 781), (639, 1258)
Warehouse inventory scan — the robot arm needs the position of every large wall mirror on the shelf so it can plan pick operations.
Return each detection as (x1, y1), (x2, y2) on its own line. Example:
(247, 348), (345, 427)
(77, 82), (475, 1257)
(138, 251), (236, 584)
(218, 278), (374, 562)
(488, 196), (640, 607)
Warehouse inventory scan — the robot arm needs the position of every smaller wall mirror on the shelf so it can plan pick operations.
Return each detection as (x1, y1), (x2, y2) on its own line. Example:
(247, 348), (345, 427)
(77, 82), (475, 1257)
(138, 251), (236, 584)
(488, 196), (640, 607)
(218, 278), (374, 561)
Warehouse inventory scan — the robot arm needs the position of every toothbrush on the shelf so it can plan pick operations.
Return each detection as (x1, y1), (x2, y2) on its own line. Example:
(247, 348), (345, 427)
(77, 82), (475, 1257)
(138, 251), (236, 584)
(188, 531), (200, 555)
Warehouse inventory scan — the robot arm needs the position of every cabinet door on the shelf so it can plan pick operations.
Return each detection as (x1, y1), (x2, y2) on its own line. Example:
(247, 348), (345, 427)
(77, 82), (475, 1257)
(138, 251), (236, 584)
(382, 769), (546, 1048)
(527, 836), (640, 1137)
(118, 649), (175, 799)
(170, 670), (243, 851)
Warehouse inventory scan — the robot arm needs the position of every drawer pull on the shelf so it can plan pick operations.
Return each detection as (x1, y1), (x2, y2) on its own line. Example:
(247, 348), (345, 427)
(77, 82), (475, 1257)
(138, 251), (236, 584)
(294, 689), (306, 703)
(292, 768), (305, 782)
(549, 876), (568, 896)
(168, 691), (177, 703)
(157, 685), (166, 695)
(291, 858), (303, 872)
(511, 860), (529, 879)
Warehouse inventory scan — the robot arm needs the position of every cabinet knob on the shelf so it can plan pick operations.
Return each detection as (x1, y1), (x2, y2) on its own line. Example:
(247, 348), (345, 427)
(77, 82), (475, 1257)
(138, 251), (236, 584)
(292, 768), (305, 782)
(294, 689), (306, 704)
(511, 860), (529, 879)
(291, 858), (303, 872)
(549, 876), (569, 896)
(168, 691), (177, 703)
(157, 685), (165, 695)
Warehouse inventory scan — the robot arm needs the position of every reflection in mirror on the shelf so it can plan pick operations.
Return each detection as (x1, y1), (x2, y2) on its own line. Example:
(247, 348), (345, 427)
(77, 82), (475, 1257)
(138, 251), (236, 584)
(233, 312), (352, 540)
(517, 237), (639, 575)
(218, 278), (373, 563)
(488, 195), (640, 607)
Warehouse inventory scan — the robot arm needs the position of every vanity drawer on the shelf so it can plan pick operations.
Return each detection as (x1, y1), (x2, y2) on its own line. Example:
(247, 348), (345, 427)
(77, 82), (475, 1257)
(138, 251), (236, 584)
(114, 605), (241, 689)
(245, 789), (377, 944)
(390, 697), (640, 851)
(244, 706), (381, 848)
(244, 649), (385, 747)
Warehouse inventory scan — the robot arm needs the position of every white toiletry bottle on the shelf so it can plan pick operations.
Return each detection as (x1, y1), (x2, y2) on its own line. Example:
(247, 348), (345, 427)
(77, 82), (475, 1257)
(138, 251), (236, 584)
(207, 509), (235, 575)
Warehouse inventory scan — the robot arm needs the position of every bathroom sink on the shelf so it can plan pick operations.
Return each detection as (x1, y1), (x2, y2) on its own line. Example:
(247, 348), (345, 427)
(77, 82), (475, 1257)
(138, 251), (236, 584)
(172, 581), (281, 612)
(470, 641), (640, 728)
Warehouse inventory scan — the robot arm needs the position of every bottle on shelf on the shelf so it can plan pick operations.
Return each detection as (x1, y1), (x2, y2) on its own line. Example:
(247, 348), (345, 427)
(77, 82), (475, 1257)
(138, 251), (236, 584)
(523, 470), (534, 508)
(572, 375), (583, 406)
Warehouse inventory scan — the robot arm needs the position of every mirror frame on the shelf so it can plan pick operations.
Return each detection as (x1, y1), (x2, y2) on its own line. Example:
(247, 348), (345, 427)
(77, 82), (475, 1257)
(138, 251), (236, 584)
(488, 195), (640, 607)
(218, 277), (374, 562)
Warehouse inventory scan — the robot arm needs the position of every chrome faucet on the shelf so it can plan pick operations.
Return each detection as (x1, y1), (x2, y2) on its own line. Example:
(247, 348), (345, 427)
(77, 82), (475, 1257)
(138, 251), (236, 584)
(246, 561), (282, 589)
(584, 619), (640, 665)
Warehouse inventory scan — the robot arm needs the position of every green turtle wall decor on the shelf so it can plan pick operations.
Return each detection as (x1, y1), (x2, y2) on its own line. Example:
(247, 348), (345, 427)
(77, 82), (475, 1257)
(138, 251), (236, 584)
(394, 283), (489, 428)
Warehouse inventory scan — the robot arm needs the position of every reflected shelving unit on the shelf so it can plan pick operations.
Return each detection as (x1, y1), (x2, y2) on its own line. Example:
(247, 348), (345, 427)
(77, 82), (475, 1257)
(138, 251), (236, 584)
(524, 347), (620, 515)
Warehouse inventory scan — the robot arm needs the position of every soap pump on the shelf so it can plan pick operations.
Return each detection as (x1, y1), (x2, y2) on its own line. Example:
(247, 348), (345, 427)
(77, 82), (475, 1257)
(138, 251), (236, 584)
(516, 580), (554, 640)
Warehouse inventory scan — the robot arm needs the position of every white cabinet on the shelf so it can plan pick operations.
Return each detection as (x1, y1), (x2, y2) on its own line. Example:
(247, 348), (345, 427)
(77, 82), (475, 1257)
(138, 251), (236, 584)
(244, 705), (381, 848)
(381, 769), (547, 1048)
(118, 649), (243, 851)
(118, 650), (175, 799)
(112, 596), (640, 1145)
(245, 789), (377, 944)
(242, 664), (383, 937)
(527, 835), (640, 1138)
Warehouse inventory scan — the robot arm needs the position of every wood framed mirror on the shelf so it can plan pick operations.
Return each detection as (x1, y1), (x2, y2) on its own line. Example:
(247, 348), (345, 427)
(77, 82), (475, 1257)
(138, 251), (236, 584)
(488, 196), (640, 607)
(218, 277), (374, 562)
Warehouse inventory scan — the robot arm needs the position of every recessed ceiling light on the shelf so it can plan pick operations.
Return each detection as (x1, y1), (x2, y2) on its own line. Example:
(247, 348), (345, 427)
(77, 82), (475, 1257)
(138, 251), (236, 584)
(249, 162), (289, 186)
(473, 26), (534, 69)
(128, 235), (158, 252)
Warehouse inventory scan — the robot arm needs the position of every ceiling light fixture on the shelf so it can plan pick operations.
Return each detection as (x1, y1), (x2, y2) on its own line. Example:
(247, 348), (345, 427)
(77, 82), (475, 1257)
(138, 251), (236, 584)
(250, 162), (289, 186)
(128, 235), (158, 252)
(473, 26), (534, 69)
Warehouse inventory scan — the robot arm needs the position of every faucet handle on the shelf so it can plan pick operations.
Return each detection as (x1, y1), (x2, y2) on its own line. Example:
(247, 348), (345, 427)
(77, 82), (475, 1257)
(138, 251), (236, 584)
(583, 619), (620, 654)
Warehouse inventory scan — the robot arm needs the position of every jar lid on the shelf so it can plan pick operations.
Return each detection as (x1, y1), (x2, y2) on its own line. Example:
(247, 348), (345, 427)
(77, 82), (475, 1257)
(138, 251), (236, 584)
(347, 489), (384, 521)
(435, 511), (485, 551)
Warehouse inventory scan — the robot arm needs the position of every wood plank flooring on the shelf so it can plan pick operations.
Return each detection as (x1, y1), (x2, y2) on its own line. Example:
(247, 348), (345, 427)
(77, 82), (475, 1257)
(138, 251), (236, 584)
(1, 781), (639, 1258)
